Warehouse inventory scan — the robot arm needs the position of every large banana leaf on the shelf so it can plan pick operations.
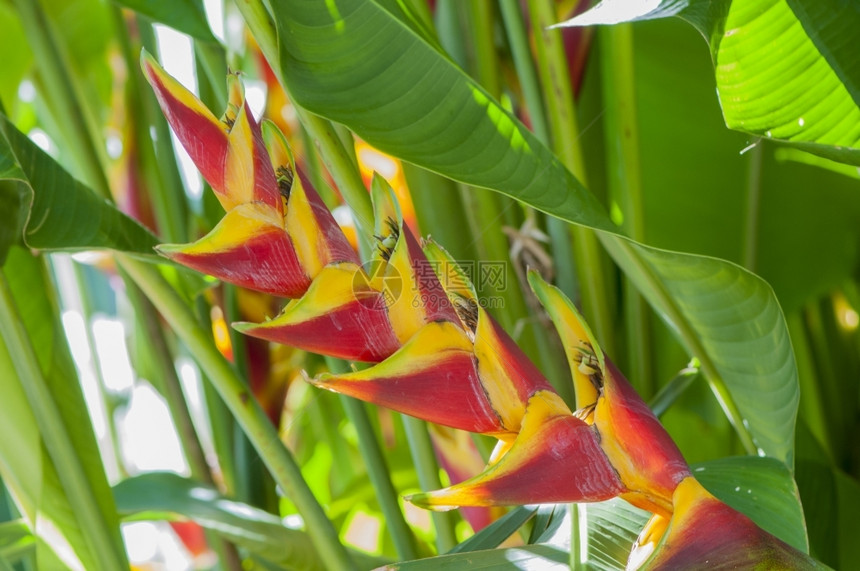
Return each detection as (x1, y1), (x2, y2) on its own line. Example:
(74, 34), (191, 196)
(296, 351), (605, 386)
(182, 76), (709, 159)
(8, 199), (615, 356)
(561, 0), (860, 166)
(112, 0), (216, 42)
(270, 0), (798, 465)
(0, 112), (158, 263)
(0, 246), (127, 569)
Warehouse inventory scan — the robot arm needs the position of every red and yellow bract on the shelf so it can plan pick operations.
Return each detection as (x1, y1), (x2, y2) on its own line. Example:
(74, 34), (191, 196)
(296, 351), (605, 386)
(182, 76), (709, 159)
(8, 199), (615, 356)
(143, 55), (818, 570)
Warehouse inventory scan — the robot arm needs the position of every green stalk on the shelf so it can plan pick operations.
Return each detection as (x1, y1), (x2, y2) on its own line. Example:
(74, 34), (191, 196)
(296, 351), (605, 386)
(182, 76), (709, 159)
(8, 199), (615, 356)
(113, 9), (189, 243)
(340, 396), (419, 559)
(464, 1), (500, 98)
(139, 20), (192, 240)
(498, 0), (549, 144)
(325, 359), (418, 559)
(296, 108), (374, 239)
(117, 256), (357, 571)
(13, 0), (111, 199)
(401, 416), (459, 553)
(0, 273), (128, 570)
(65, 261), (123, 479)
(599, 24), (653, 396)
(742, 140), (764, 272)
(125, 269), (214, 484)
(648, 364), (701, 418)
(787, 313), (833, 460)
(298, 125), (339, 208)
(124, 273), (244, 570)
(457, 1), (566, 390)
(401, 163), (476, 261)
(195, 296), (238, 494)
(528, 0), (616, 356)
(222, 283), (270, 510)
(195, 41), (229, 105)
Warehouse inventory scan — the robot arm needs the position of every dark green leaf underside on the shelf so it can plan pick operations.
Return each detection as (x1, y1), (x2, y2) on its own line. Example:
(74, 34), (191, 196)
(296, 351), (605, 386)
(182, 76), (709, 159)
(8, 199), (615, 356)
(0, 113), (158, 262)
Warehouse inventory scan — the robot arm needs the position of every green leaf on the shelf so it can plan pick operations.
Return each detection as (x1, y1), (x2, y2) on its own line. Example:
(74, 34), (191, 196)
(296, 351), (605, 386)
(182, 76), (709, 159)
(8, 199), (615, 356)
(0, 519), (35, 563)
(560, 0), (860, 165)
(113, 472), (391, 571)
(386, 544), (569, 570)
(111, 0), (216, 42)
(271, 0), (798, 463)
(0, 246), (127, 569)
(582, 499), (649, 570)
(0, 112), (158, 262)
(447, 505), (536, 554)
(693, 456), (808, 553)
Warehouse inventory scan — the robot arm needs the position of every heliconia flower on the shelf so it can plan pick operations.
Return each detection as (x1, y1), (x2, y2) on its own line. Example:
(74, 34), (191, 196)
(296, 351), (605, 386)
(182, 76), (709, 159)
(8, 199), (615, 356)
(141, 53), (358, 298)
(528, 271), (690, 516)
(407, 390), (624, 509)
(141, 49), (280, 213)
(145, 53), (813, 567)
(628, 477), (819, 570)
(311, 285), (556, 438)
(233, 262), (401, 362)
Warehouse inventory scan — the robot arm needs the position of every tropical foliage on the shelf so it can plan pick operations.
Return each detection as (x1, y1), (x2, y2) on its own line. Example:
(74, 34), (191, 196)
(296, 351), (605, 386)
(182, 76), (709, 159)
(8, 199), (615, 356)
(1, 0), (859, 569)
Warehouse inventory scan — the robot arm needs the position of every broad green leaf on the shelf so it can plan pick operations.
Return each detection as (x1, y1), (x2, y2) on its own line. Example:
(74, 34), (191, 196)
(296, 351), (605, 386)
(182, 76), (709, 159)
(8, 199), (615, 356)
(113, 472), (387, 570)
(560, 0), (860, 165)
(386, 544), (569, 570)
(271, 0), (798, 464)
(693, 456), (808, 552)
(0, 112), (158, 262)
(111, 0), (216, 42)
(0, 246), (126, 569)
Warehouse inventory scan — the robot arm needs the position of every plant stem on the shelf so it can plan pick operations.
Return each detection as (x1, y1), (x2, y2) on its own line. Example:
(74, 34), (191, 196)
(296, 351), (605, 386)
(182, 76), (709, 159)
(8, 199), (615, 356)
(135, 15), (192, 243)
(116, 255), (357, 571)
(599, 23), (653, 396)
(401, 416), (459, 553)
(742, 140), (764, 272)
(340, 397), (419, 559)
(125, 270), (214, 485)
(297, 108), (375, 239)
(0, 273), (128, 570)
(324, 358), (418, 559)
(648, 364), (701, 418)
(13, 0), (111, 199)
(527, 0), (616, 356)
(401, 163), (476, 261)
(222, 283), (270, 510)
